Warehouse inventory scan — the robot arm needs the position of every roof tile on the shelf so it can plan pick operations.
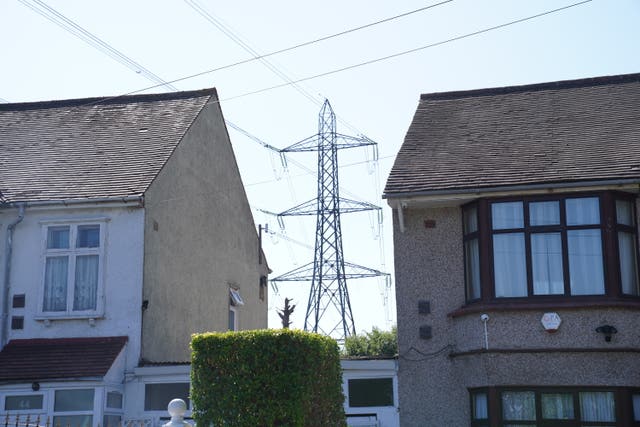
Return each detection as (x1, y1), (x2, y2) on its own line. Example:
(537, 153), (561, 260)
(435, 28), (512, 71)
(384, 73), (640, 197)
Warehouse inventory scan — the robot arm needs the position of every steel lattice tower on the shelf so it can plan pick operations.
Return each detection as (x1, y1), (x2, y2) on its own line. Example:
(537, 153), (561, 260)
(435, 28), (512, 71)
(271, 100), (387, 341)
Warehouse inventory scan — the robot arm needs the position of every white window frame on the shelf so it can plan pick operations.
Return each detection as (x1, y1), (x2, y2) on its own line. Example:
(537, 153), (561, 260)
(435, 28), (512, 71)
(51, 388), (97, 427)
(37, 218), (108, 319)
(1, 391), (47, 414)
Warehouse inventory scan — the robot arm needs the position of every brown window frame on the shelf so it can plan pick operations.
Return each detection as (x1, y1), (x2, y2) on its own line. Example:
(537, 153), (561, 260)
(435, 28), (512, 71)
(469, 386), (640, 427)
(462, 191), (640, 306)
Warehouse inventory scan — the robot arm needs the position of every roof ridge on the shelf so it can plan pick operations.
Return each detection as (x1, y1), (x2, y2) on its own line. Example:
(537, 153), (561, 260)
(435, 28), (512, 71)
(0, 87), (217, 111)
(420, 72), (640, 101)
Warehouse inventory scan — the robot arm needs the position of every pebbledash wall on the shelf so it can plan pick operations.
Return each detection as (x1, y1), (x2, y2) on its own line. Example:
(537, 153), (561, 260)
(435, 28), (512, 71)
(394, 202), (640, 426)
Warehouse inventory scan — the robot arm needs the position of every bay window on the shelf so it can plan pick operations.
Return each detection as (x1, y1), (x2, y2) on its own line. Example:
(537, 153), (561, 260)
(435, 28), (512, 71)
(470, 387), (639, 426)
(462, 192), (640, 303)
(40, 222), (105, 316)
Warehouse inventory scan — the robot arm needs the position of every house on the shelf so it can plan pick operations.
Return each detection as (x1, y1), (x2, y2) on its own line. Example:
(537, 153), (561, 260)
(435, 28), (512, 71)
(0, 89), (269, 426)
(384, 73), (640, 426)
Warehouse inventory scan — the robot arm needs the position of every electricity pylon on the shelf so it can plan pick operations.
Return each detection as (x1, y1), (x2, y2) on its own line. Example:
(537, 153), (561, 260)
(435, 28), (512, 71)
(271, 100), (387, 342)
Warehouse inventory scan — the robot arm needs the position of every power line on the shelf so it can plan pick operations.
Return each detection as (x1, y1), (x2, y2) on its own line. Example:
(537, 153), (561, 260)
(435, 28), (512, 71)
(17, 0), (176, 91)
(80, 0), (455, 99)
(215, 0), (594, 103)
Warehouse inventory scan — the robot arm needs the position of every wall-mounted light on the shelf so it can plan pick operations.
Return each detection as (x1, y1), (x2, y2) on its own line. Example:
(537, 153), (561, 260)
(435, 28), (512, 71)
(31, 382), (40, 391)
(595, 325), (617, 342)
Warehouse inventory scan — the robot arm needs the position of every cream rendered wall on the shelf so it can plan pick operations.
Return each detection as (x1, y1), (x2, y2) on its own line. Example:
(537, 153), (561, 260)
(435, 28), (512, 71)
(394, 202), (640, 426)
(1, 204), (144, 372)
(142, 99), (268, 363)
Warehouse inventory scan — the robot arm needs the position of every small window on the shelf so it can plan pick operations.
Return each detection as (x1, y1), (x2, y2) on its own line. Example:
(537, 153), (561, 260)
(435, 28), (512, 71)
(12, 294), (25, 308)
(230, 288), (244, 306)
(229, 306), (237, 331)
(144, 383), (190, 411)
(501, 391), (536, 421)
(11, 316), (24, 330)
(347, 378), (394, 408)
(541, 392), (574, 419)
(492, 202), (523, 230)
(5, 394), (43, 411)
(106, 391), (123, 409)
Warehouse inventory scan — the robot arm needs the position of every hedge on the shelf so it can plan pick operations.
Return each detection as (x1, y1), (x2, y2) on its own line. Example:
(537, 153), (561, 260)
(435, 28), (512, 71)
(191, 329), (346, 426)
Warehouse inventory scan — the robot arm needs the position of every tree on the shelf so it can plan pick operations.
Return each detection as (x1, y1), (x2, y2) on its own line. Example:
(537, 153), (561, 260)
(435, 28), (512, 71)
(343, 326), (397, 357)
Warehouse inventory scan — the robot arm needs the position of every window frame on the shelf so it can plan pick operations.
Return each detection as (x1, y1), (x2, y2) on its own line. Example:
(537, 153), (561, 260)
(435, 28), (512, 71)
(37, 219), (108, 319)
(470, 386), (640, 427)
(462, 191), (640, 306)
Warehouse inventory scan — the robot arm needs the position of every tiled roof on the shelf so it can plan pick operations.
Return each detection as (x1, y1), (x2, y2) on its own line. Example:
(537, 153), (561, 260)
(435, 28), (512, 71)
(0, 336), (128, 382)
(0, 89), (216, 203)
(384, 73), (640, 198)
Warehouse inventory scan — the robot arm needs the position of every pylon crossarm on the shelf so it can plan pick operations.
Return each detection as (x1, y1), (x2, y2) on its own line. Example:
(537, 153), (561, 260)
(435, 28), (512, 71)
(335, 133), (378, 149)
(338, 198), (382, 213)
(278, 199), (318, 217)
(280, 134), (321, 152)
(270, 262), (315, 282)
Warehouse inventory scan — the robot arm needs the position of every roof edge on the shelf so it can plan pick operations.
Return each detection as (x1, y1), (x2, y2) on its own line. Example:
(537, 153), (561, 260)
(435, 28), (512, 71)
(0, 87), (218, 111)
(383, 178), (640, 200)
(420, 72), (640, 101)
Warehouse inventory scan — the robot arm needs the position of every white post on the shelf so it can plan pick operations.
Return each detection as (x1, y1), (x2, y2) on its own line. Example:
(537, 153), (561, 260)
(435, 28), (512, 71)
(162, 399), (192, 427)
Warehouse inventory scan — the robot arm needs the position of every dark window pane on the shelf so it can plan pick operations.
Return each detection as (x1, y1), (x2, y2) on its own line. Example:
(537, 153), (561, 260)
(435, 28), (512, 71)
(76, 225), (100, 248)
(633, 394), (640, 421)
(568, 230), (605, 295)
(532, 233), (564, 295)
(501, 391), (536, 421)
(465, 239), (481, 300)
(53, 415), (92, 427)
(579, 391), (615, 421)
(348, 378), (394, 407)
(229, 308), (236, 331)
(530, 201), (560, 226)
(472, 392), (488, 420)
(616, 200), (634, 226)
(54, 389), (94, 411)
(47, 226), (70, 249)
(106, 392), (123, 409)
(541, 393), (574, 419)
(566, 197), (600, 225)
(103, 415), (122, 427)
(493, 233), (527, 297)
(144, 383), (190, 411)
(492, 202), (524, 230)
(5, 395), (43, 410)
(619, 231), (639, 295)
(464, 206), (478, 234)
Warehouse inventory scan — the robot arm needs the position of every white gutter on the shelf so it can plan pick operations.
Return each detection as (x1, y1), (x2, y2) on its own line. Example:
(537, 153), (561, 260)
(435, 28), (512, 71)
(383, 178), (640, 202)
(1, 204), (26, 347)
(4, 195), (144, 209)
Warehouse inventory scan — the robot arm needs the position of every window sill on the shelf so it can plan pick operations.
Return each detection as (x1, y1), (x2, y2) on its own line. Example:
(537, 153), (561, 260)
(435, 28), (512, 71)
(448, 297), (640, 318)
(35, 313), (104, 321)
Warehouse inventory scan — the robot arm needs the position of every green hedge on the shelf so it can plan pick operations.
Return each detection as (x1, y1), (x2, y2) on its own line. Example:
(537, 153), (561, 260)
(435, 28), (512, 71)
(191, 329), (346, 427)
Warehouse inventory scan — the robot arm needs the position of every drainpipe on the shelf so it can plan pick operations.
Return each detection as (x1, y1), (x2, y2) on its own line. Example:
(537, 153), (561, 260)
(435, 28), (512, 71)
(1, 204), (25, 347)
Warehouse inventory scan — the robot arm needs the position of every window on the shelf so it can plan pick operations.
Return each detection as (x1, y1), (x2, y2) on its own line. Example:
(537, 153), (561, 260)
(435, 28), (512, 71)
(229, 287), (243, 331)
(144, 383), (190, 411)
(4, 394), (44, 411)
(471, 388), (637, 426)
(53, 389), (94, 427)
(462, 192), (640, 304)
(41, 222), (105, 316)
(347, 378), (394, 408)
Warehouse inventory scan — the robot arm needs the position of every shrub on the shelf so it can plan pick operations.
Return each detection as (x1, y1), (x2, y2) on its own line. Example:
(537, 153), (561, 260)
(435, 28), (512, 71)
(191, 329), (346, 427)
(343, 326), (397, 357)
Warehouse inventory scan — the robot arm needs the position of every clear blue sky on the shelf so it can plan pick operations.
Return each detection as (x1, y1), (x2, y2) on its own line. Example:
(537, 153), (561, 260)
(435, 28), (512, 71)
(2, 0), (638, 334)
